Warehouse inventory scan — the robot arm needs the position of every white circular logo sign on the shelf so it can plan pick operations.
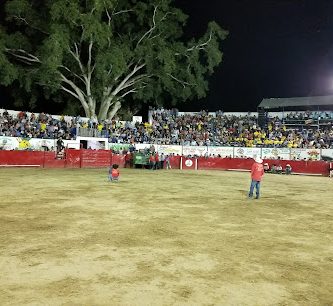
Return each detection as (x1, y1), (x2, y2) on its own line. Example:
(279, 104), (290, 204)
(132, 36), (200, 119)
(185, 159), (193, 167)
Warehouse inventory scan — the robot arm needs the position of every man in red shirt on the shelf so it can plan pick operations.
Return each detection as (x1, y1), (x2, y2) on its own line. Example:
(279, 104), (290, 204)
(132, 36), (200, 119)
(249, 156), (264, 199)
(155, 153), (159, 169)
(149, 154), (155, 170)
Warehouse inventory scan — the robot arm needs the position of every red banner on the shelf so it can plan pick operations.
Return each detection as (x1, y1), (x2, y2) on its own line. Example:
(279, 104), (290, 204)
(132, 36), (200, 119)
(181, 157), (197, 170)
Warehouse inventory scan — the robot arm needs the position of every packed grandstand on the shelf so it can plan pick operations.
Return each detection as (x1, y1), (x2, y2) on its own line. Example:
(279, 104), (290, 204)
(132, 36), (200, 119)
(1, 108), (333, 150)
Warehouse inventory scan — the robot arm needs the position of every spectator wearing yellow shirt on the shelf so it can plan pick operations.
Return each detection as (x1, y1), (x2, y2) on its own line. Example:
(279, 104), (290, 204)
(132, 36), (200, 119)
(40, 122), (46, 132)
(97, 123), (103, 131)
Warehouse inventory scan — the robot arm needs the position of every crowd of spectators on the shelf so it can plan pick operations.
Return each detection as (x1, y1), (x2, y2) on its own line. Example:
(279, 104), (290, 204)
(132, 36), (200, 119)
(285, 111), (333, 123)
(1, 108), (333, 149)
(111, 109), (333, 149)
(0, 110), (76, 140)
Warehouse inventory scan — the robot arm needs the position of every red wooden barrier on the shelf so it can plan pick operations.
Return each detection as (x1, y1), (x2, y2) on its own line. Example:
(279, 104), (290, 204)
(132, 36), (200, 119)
(198, 157), (253, 171)
(0, 150), (330, 175)
(111, 154), (126, 168)
(169, 156), (181, 169)
(197, 157), (329, 176)
(66, 150), (81, 168)
(262, 159), (329, 176)
(81, 149), (112, 168)
(0, 150), (44, 166)
(44, 152), (66, 168)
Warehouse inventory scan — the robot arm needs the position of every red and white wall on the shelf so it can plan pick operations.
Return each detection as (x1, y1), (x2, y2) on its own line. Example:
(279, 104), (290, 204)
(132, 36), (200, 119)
(0, 150), (330, 176)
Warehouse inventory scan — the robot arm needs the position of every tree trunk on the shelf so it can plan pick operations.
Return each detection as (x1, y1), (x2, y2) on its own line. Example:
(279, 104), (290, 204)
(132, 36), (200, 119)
(108, 101), (122, 119)
(97, 96), (113, 121)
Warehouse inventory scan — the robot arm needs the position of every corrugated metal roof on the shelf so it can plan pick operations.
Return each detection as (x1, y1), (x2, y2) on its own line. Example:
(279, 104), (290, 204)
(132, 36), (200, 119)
(258, 95), (333, 109)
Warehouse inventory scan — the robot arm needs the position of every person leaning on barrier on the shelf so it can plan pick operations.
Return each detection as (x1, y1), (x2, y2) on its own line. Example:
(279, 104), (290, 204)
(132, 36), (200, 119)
(56, 137), (64, 153)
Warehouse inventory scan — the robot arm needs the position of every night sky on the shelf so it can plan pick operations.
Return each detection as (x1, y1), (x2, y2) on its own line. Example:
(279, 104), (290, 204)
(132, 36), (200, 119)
(1, 0), (333, 113)
(177, 0), (333, 112)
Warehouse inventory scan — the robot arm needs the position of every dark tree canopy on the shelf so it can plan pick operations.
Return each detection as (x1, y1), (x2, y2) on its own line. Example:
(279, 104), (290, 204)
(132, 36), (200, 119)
(0, 0), (227, 119)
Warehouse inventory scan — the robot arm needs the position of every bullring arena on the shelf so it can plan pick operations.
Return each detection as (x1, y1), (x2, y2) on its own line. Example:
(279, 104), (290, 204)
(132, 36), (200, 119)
(1, 107), (333, 305)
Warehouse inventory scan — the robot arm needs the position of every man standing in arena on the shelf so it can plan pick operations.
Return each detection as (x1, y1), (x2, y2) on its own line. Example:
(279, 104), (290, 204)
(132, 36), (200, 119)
(248, 156), (264, 199)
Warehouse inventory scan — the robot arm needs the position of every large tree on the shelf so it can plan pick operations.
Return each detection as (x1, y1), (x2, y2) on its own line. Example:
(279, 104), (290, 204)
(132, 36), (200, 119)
(0, 0), (227, 120)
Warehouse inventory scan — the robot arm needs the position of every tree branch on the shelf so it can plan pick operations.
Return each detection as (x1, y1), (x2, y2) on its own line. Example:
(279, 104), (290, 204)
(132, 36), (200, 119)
(108, 63), (146, 97)
(120, 74), (151, 92)
(13, 15), (49, 35)
(105, 6), (112, 26)
(60, 65), (86, 85)
(60, 73), (90, 113)
(69, 43), (85, 74)
(61, 85), (79, 99)
(87, 39), (95, 73)
(120, 89), (137, 98)
(5, 48), (41, 64)
(186, 31), (213, 52)
(136, 5), (158, 47)
(167, 73), (194, 88)
(113, 9), (134, 16)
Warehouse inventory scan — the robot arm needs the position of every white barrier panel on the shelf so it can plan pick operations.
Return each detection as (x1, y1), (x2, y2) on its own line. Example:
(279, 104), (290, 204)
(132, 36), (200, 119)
(156, 145), (182, 155)
(0, 136), (56, 151)
(290, 148), (321, 161)
(234, 147), (261, 158)
(261, 147), (290, 160)
(321, 149), (333, 160)
(182, 145), (208, 156)
(207, 146), (234, 157)
(0, 136), (18, 150)
(135, 143), (153, 150)
(0, 135), (332, 161)
(64, 140), (80, 149)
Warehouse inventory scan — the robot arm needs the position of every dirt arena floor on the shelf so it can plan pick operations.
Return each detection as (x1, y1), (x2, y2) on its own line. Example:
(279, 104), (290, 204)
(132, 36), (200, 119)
(0, 168), (332, 306)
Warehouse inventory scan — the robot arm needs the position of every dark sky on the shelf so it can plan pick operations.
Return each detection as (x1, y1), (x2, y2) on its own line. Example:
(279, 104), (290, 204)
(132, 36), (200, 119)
(176, 0), (333, 111)
(1, 1), (333, 113)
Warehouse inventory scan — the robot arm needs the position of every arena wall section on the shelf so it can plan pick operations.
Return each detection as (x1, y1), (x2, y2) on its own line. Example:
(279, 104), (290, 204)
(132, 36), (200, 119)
(195, 157), (328, 175)
(0, 150), (330, 176)
(2, 136), (328, 161)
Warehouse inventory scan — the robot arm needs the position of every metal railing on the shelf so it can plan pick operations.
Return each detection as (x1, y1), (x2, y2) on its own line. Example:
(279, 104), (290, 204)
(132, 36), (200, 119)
(76, 127), (109, 138)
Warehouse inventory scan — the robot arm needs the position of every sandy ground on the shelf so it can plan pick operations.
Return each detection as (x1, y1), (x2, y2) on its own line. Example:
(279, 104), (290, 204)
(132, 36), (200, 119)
(0, 168), (332, 306)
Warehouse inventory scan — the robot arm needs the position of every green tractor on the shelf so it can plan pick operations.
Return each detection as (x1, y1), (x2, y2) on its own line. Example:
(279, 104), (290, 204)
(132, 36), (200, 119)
(133, 152), (150, 168)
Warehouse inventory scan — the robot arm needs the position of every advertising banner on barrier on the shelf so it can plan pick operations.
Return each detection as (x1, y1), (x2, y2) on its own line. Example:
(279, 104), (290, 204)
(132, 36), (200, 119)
(0, 136), (18, 150)
(30, 139), (55, 151)
(182, 145), (208, 156)
(0, 136), (55, 151)
(109, 143), (130, 152)
(321, 149), (333, 161)
(156, 145), (182, 155)
(135, 143), (153, 151)
(0, 135), (332, 162)
(261, 147), (290, 160)
(290, 148), (321, 161)
(207, 146), (234, 157)
(234, 147), (261, 158)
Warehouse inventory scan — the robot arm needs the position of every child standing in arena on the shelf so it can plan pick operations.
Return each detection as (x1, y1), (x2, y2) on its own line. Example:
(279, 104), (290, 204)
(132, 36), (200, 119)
(108, 164), (120, 182)
(248, 157), (264, 199)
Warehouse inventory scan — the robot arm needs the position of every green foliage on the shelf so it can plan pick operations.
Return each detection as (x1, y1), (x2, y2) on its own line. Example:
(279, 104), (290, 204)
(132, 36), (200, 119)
(0, 0), (228, 118)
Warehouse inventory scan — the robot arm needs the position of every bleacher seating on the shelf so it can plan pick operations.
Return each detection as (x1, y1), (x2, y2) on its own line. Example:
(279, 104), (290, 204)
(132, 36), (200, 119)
(1, 108), (333, 149)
